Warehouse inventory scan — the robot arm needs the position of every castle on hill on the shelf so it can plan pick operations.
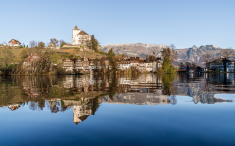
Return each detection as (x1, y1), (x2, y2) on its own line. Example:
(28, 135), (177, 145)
(72, 25), (91, 45)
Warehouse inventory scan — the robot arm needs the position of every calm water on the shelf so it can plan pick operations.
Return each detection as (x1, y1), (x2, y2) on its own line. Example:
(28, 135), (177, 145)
(0, 73), (235, 146)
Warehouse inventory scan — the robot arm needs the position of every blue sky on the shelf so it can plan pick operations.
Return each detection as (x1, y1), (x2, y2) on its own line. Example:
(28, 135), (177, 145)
(0, 0), (234, 49)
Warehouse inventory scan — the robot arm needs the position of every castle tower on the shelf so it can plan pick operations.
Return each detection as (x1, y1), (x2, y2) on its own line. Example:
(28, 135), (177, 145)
(72, 25), (81, 45)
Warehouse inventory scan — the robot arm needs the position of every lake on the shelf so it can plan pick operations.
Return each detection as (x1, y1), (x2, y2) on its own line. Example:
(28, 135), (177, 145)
(0, 73), (235, 146)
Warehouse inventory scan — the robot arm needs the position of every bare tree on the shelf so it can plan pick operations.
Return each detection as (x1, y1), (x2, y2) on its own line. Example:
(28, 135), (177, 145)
(59, 40), (66, 47)
(192, 62), (198, 70)
(185, 62), (191, 71)
(201, 51), (215, 64)
(29, 40), (37, 48)
(218, 48), (234, 59)
(50, 38), (59, 47)
(185, 62), (191, 67)
(161, 47), (177, 63)
(179, 62), (185, 69)
(169, 44), (176, 50)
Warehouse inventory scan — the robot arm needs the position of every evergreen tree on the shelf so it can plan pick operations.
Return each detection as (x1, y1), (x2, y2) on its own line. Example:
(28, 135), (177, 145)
(91, 35), (99, 52)
(107, 49), (117, 70)
(108, 49), (115, 60)
(162, 57), (175, 74)
(94, 58), (99, 69)
(38, 41), (45, 49)
(162, 57), (170, 73)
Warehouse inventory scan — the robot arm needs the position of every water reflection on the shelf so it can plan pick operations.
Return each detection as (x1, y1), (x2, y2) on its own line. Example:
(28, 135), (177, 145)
(175, 73), (234, 104)
(0, 73), (234, 114)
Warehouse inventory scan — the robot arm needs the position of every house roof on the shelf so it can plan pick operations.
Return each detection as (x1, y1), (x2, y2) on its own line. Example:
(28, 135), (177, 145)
(88, 58), (95, 61)
(8, 39), (21, 44)
(130, 57), (139, 61)
(196, 66), (203, 69)
(77, 30), (89, 35)
(63, 58), (73, 62)
(211, 58), (234, 63)
(24, 53), (41, 62)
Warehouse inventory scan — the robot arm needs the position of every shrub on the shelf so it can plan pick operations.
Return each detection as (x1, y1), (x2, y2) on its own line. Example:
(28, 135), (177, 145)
(49, 53), (60, 63)
(18, 49), (28, 59)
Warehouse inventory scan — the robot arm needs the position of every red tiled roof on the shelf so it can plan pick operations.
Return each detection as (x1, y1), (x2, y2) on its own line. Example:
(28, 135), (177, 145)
(77, 30), (89, 35)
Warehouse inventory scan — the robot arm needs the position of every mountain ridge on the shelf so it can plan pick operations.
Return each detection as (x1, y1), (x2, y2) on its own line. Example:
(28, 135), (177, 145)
(102, 43), (223, 64)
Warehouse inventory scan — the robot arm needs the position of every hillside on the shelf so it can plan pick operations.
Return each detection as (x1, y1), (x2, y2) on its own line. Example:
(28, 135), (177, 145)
(55, 48), (106, 59)
(102, 43), (223, 64)
(0, 46), (107, 75)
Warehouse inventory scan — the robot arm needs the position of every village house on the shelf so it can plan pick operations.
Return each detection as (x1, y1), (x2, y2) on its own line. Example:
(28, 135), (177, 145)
(156, 60), (162, 70)
(145, 61), (153, 72)
(195, 66), (203, 72)
(82, 57), (89, 70)
(74, 58), (83, 70)
(72, 25), (91, 45)
(48, 42), (55, 47)
(138, 60), (145, 72)
(88, 58), (94, 70)
(206, 58), (235, 72)
(63, 58), (74, 71)
(116, 59), (122, 70)
(94, 60), (102, 70)
(119, 59), (130, 70)
(61, 55), (162, 73)
(8, 39), (21, 46)
(130, 57), (139, 67)
(104, 58), (110, 69)
(23, 53), (41, 70)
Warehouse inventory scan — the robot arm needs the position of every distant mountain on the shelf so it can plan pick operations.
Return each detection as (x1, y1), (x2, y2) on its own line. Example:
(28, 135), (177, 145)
(102, 43), (167, 58)
(177, 45), (222, 63)
(102, 43), (222, 64)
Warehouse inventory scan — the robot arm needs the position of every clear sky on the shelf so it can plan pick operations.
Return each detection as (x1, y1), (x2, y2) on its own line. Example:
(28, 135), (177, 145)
(0, 0), (234, 49)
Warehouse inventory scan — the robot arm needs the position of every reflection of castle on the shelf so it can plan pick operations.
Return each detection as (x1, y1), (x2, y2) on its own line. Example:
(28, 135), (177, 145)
(47, 97), (99, 125)
(73, 105), (92, 125)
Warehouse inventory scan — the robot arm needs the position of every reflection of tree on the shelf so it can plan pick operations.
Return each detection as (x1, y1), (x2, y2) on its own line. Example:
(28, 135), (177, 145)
(37, 100), (45, 110)
(91, 96), (101, 115)
(49, 101), (62, 113)
(162, 74), (175, 94)
(29, 101), (38, 111)
(162, 74), (177, 104)
(108, 75), (118, 100)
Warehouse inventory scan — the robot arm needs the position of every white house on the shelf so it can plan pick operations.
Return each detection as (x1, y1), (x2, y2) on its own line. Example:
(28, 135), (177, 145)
(145, 62), (153, 72)
(8, 39), (21, 46)
(72, 25), (91, 45)
(119, 59), (131, 70)
(206, 58), (235, 72)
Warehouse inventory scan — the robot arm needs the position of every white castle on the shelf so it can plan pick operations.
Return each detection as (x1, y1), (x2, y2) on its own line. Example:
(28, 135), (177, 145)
(72, 25), (91, 45)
